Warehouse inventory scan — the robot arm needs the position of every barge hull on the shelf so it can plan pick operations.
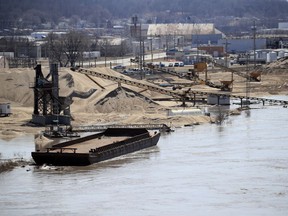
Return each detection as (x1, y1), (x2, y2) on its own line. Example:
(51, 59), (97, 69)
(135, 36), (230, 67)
(32, 128), (160, 166)
(31, 152), (91, 166)
(89, 132), (160, 164)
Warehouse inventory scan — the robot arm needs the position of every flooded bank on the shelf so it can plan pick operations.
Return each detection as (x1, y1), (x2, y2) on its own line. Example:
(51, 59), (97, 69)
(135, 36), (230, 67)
(0, 103), (288, 216)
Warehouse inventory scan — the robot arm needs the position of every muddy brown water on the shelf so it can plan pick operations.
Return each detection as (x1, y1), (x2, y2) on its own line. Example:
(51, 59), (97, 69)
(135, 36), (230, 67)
(0, 98), (288, 216)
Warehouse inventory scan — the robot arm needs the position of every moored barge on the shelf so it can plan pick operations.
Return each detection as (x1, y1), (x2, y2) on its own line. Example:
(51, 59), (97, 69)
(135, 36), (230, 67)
(31, 128), (160, 166)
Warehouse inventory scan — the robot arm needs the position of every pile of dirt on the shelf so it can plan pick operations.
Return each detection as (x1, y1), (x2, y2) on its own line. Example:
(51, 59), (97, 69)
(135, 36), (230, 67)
(94, 86), (159, 113)
(0, 68), (35, 106)
(261, 56), (288, 73)
(1, 64), (287, 139)
(0, 67), (106, 107)
(34, 133), (54, 151)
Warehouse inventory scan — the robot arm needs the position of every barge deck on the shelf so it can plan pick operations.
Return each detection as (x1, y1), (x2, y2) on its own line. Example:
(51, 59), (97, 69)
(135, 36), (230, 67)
(32, 128), (160, 166)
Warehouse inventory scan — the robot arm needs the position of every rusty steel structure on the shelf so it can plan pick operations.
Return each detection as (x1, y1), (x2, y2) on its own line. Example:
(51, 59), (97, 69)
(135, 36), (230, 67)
(31, 64), (71, 126)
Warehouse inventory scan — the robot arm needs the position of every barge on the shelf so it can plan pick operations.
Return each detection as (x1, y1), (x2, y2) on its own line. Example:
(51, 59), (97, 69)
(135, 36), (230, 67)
(31, 128), (160, 166)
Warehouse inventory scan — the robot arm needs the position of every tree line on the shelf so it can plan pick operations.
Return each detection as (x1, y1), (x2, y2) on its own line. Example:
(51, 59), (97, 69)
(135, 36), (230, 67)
(0, 30), (131, 67)
(45, 31), (130, 67)
(0, 0), (288, 30)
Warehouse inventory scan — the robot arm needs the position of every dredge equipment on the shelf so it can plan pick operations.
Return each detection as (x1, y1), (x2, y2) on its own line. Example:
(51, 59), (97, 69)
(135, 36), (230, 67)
(31, 64), (71, 126)
(209, 59), (261, 82)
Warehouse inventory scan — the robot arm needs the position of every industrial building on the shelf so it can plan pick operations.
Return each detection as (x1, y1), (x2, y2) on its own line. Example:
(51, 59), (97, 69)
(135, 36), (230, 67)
(257, 22), (288, 49)
(218, 38), (267, 53)
(146, 23), (225, 51)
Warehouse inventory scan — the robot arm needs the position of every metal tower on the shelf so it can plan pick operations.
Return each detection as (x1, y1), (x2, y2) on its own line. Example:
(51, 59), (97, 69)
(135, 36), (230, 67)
(31, 64), (70, 125)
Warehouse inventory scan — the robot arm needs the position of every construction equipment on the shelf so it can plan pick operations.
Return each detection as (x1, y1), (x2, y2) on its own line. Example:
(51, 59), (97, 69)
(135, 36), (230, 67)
(194, 62), (207, 72)
(31, 64), (71, 125)
(71, 67), (288, 106)
(220, 80), (233, 91)
(209, 59), (261, 82)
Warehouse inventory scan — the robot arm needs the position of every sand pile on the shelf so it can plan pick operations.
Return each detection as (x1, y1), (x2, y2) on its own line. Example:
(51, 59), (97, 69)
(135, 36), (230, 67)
(256, 57), (288, 94)
(34, 133), (54, 151)
(0, 68), (35, 106)
(0, 66), (114, 108)
(94, 86), (158, 113)
(0, 64), (169, 112)
(61, 67), (166, 114)
(0, 66), (166, 127)
(1, 64), (287, 140)
(261, 56), (288, 73)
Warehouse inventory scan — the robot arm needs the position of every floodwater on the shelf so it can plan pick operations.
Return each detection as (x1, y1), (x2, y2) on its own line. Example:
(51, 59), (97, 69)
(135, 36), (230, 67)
(1, 101), (288, 216)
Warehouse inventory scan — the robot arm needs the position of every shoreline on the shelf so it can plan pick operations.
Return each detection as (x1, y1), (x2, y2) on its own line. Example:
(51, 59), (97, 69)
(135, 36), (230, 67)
(0, 65), (287, 140)
(1, 93), (287, 140)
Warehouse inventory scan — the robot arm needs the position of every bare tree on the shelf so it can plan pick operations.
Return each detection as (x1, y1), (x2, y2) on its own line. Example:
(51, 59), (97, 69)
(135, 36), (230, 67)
(46, 30), (89, 67)
(63, 30), (89, 67)
(215, 106), (228, 125)
(117, 40), (131, 57)
(47, 32), (66, 66)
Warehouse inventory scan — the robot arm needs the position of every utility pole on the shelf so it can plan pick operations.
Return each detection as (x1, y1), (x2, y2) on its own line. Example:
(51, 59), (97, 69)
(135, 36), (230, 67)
(105, 38), (107, 67)
(245, 53), (250, 103)
(224, 38), (228, 68)
(252, 20), (257, 69)
(132, 16), (141, 74)
(139, 23), (143, 77)
(196, 33), (199, 63)
(132, 15), (146, 79)
(174, 31), (176, 49)
(141, 23), (145, 73)
(223, 38), (232, 81)
(150, 37), (153, 63)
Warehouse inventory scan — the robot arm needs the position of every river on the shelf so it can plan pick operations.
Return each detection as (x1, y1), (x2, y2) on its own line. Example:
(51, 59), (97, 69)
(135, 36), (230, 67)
(0, 101), (288, 216)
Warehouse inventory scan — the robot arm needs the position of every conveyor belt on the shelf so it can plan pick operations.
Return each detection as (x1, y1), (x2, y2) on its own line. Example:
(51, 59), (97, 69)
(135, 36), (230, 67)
(73, 67), (288, 105)
(75, 67), (183, 99)
(211, 60), (260, 82)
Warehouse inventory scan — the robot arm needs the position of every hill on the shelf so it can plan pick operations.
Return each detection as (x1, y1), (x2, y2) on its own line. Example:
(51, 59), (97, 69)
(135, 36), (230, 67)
(0, 0), (287, 31)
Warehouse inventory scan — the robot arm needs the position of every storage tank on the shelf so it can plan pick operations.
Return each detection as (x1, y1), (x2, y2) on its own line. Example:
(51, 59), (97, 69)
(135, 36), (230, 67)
(258, 51), (266, 59)
(278, 50), (285, 58)
(267, 52), (277, 63)
(270, 52), (277, 61)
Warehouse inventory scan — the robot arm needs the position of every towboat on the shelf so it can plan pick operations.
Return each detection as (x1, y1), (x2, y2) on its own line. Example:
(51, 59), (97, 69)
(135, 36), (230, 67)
(32, 128), (160, 166)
